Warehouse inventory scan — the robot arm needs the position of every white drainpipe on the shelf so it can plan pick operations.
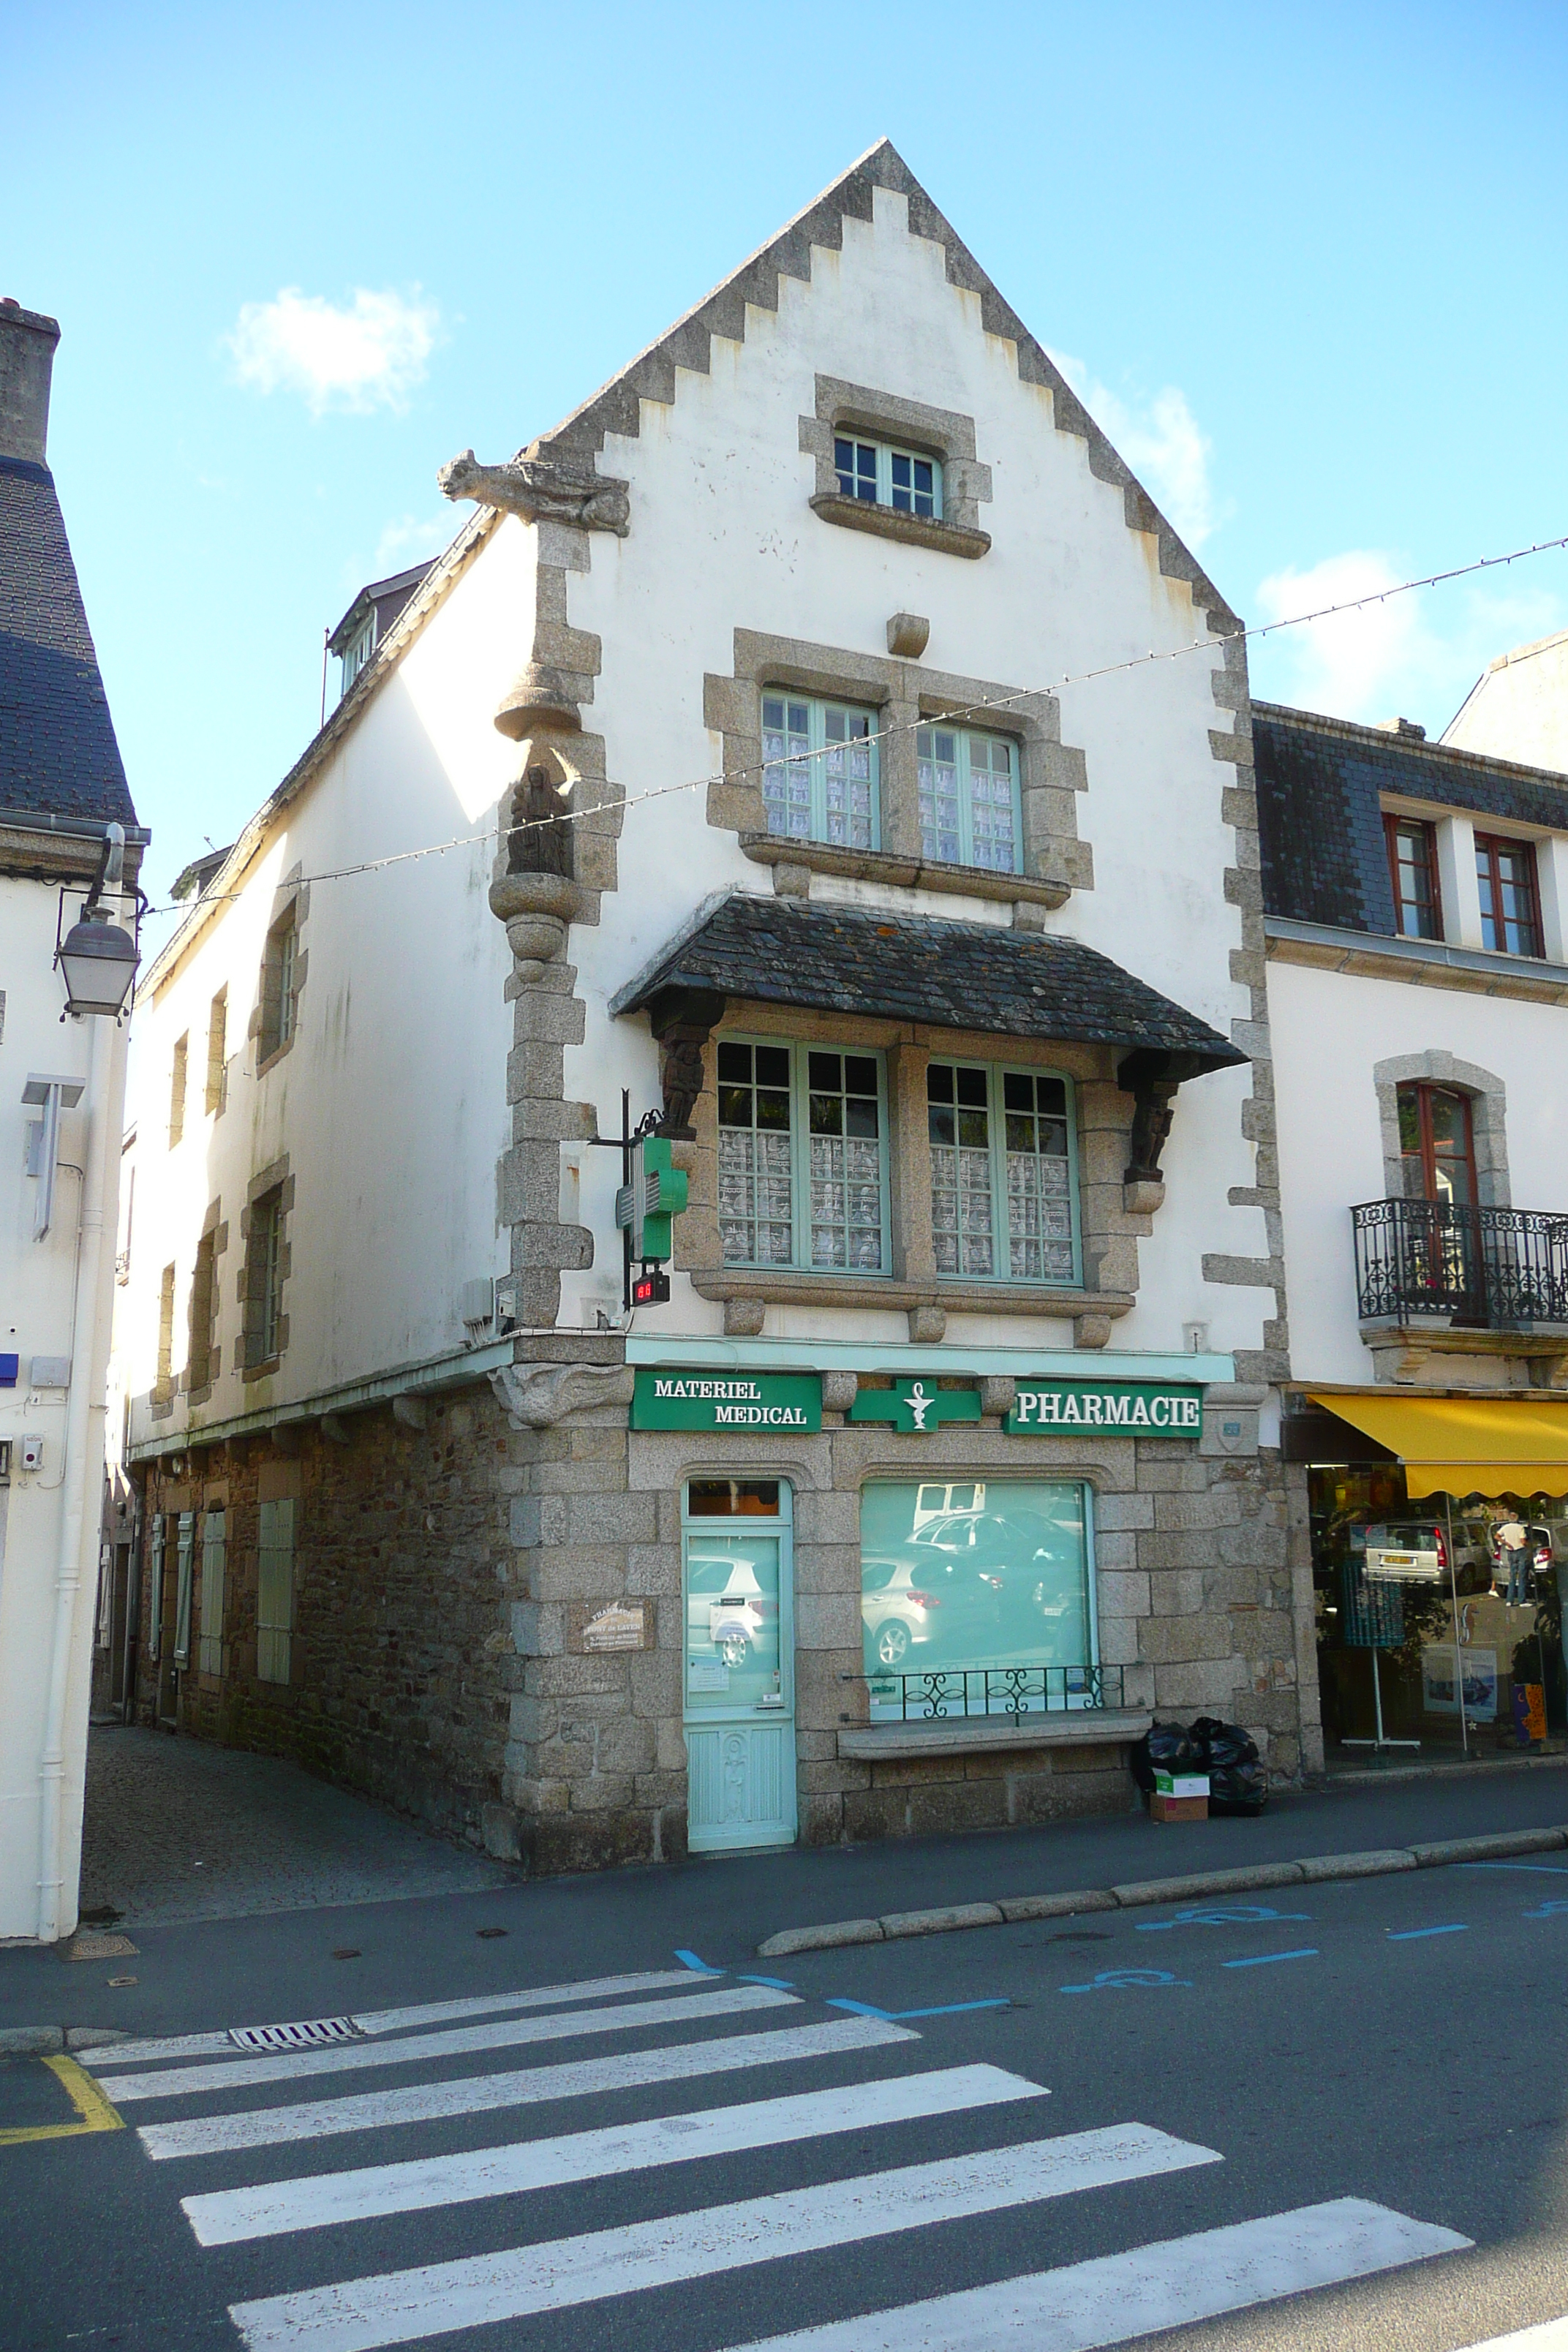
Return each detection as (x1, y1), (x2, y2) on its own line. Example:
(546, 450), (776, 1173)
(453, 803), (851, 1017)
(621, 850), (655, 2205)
(35, 1000), (124, 1943)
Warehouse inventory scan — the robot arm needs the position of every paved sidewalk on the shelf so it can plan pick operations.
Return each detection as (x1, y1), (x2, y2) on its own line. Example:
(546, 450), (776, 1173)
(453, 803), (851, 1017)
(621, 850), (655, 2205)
(76, 1725), (513, 1926)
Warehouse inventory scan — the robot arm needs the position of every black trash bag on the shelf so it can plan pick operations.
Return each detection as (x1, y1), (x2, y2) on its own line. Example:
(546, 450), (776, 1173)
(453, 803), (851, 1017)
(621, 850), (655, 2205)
(1128, 1719), (1201, 1793)
(1188, 1715), (1268, 1816)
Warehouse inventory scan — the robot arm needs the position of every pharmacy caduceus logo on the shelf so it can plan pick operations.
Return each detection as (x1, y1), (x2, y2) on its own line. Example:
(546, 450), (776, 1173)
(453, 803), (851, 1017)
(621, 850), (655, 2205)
(848, 1377), (983, 1435)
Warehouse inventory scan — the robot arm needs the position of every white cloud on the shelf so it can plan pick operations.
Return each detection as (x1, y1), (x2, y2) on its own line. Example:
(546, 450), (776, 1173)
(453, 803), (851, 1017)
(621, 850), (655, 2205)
(228, 286), (440, 416)
(1050, 353), (1222, 549)
(372, 513), (454, 575)
(1249, 549), (1567, 732)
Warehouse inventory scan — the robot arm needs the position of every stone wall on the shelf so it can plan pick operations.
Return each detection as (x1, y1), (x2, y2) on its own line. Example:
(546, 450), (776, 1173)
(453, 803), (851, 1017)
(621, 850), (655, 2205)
(131, 1380), (524, 1854)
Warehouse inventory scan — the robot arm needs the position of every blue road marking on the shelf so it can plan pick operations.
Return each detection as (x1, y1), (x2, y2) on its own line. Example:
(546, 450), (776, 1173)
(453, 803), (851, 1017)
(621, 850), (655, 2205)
(1221, 1949), (1318, 1969)
(736, 1974), (796, 1989)
(1137, 1904), (1311, 1931)
(826, 1997), (1012, 2021)
(1060, 1969), (1190, 1994)
(1460, 1862), (1568, 1874)
(1388, 1924), (1468, 1941)
(1525, 1901), (1568, 1918)
(674, 1950), (724, 1974)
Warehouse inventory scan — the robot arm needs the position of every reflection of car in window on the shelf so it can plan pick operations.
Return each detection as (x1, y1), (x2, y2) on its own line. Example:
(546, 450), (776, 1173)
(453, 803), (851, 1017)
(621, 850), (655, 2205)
(861, 1558), (947, 1667)
(686, 1553), (777, 1666)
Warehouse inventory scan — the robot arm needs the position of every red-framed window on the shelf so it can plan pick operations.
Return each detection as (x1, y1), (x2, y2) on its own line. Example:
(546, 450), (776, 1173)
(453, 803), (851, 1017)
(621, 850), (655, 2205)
(1397, 1082), (1477, 1207)
(1383, 815), (1442, 941)
(1475, 832), (1543, 957)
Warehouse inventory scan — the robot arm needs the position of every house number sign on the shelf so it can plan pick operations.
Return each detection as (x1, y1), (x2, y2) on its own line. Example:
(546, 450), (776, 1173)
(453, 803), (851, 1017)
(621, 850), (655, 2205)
(630, 1369), (821, 1432)
(1007, 1381), (1204, 1436)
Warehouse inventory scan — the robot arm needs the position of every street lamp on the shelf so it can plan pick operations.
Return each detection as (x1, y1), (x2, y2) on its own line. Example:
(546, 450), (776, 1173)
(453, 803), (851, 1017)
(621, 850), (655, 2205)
(54, 822), (138, 1019)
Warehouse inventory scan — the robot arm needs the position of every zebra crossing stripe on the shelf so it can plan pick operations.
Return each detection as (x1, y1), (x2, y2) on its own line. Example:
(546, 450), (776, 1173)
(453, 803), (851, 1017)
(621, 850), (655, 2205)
(1457, 2321), (1568, 2349)
(137, 2015), (918, 2160)
(184, 2064), (1048, 2244)
(708, 2195), (1471, 2351)
(86, 1970), (721, 2074)
(228, 2123), (1219, 2352)
(103, 1986), (797, 2105)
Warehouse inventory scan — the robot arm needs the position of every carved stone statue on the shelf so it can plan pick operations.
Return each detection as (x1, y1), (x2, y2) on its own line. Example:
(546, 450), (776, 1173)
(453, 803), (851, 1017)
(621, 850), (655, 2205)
(489, 1360), (635, 1429)
(439, 449), (630, 537)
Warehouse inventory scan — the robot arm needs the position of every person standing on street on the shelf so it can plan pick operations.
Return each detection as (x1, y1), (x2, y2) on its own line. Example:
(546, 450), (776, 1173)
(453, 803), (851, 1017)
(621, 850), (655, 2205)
(1498, 1516), (1531, 1607)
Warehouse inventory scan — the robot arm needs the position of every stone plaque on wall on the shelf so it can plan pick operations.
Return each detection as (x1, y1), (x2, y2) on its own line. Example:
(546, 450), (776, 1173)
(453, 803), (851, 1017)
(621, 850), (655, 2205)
(569, 1599), (652, 1654)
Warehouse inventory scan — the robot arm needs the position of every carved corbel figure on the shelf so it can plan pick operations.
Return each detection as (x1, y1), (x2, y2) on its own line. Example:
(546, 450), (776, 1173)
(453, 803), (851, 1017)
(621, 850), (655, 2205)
(1118, 1048), (1206, 1188)
(439, 449), (631, 537)
(489, 1361), (635, 1429)
(646, 986), (726, 1139)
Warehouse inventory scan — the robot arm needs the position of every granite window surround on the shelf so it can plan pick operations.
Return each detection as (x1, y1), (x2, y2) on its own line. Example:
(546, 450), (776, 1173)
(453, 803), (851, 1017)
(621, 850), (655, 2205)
(252, 866), (310, 1076)
(704, 630), (1092, 908)
(673, 1006), (1148, 1344)
(1372, 1051), (1511, 1212)
(237, 1158), (294, 1380)
(184, 1198), (229, 1409)
(800, 377), (992, 559)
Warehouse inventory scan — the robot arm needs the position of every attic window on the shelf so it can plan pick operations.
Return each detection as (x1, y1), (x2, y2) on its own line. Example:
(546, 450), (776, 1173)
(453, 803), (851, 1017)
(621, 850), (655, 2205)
(339, 614), (376, 697)
(834, 437), (941, 521)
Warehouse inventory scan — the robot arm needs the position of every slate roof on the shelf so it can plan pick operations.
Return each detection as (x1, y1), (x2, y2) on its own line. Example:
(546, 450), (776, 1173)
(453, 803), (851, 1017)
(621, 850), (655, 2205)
(611, 893), (1243, 1070)
(0, 452), (137, 829)
(1254, 701), (1568, 938)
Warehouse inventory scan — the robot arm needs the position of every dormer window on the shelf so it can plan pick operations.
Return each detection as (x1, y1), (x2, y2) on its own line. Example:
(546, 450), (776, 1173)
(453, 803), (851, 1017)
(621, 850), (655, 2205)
(339, 613), (376, 697)
(834, 437), (942, 521)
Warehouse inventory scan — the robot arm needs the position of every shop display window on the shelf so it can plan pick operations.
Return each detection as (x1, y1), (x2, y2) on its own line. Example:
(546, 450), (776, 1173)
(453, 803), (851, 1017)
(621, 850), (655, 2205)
(860, 1477), (1095, 1719)
(1309, 1460), (1567, 1754)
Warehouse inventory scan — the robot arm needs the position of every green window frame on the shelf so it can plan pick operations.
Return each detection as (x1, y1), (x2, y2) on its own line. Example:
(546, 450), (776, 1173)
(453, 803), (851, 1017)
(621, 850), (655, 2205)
(717, 1038), (889, 1274)
(257, 1496), (295, 1686)
(761, 693), (880, 850)
(833, 436), (943, 519)
(197, 1508), (226, 1678)
(927, 1060), (1080, 1285)
(916, 725), (1022, 873)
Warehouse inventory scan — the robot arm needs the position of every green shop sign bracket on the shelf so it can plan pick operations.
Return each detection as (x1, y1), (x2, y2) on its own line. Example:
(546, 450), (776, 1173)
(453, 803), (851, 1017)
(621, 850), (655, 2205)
(631, 1369), (821, 1433)
(1007, 1380), (1203, 1436)
(848, 1379), (983, 1436)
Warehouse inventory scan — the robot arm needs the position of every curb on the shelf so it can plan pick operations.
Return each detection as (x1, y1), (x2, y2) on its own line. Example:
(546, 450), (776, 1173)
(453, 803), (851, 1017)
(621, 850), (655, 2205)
(755, 1824), (1568, 1956)
(0, 2026), (132, 2058)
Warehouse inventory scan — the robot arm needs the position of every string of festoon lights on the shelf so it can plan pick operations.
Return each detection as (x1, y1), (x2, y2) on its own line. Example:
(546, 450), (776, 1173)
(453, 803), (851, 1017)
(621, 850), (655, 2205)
(142, 528), (1568, 919)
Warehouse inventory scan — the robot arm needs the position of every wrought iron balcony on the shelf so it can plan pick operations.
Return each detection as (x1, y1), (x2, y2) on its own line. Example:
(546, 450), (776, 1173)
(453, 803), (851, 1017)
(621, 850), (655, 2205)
(1353, 1198), (1568, 1330)
(862, 1663), (1128, 1721)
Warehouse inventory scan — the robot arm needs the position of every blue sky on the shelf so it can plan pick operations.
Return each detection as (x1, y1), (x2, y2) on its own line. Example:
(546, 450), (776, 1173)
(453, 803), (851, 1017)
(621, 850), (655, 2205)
(9, 1), (1568, 924)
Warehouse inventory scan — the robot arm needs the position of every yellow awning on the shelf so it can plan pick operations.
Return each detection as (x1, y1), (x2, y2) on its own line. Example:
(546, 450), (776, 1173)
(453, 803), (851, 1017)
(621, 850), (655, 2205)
(1309, 1393), (1568, 1501)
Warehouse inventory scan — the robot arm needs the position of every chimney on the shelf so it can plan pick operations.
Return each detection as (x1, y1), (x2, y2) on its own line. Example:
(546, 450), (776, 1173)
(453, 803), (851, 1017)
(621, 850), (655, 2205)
(0, 299), (61, 467)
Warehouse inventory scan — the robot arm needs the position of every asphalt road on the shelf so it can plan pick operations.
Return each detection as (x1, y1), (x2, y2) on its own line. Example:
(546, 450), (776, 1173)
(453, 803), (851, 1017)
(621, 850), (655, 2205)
(7, 1852), (1568, 2351)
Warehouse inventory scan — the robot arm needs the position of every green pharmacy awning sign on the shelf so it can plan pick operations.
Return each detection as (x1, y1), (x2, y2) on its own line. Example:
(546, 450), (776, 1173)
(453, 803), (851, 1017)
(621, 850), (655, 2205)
(1008, 1380), (1203, 1436)
(631, 1370), (821, 1432)
(848, 1378), (982, 1436)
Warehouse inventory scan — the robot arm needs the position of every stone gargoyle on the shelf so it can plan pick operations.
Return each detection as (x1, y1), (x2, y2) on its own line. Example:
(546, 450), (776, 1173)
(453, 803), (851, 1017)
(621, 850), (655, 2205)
(439, 449), (630, 537)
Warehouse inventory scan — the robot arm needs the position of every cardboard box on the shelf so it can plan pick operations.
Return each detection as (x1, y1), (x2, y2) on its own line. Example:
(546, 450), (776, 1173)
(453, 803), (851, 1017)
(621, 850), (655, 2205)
(1150, 1771), (1209, 1823)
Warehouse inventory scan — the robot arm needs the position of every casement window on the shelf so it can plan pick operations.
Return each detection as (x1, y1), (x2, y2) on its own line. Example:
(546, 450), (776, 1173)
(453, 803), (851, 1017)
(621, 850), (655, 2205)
(861, 1479), (1096, 1719)
(259, 913), (298, 1063)
(205, 990), (227, 1115)
(197, 1508), (226, 1677)
(1384, 816), (1442, 941)
(173, 1510), (195, 1669)
(339, 613), (375, 696)
(1398, 1082), (1477, 1208)
(156, 1263), (176, 1395)
(927, 1061), (1079, 1284)
(257, 1497), (295, 1684)
(916, 726), (1021, 873)
(834, 435), (942, 519)
(187, 1229), (217, 1393)
(717, 1039), (889, 1273)
(246, 1187), (286, 1365)
(761, 694), (878, 850)
(168, 1033), (188, 1148)
(1475, 834), (1543, 957)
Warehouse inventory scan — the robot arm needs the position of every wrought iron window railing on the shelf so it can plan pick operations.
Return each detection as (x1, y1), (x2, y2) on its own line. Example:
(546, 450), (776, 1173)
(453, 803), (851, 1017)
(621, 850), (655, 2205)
(1352, 1198), (1568, 1330)
(859, 1663), (1127, 1721)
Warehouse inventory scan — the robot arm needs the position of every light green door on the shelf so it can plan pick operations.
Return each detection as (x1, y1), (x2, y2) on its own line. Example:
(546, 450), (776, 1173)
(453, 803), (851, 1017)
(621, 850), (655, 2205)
(682, 1478), (796, 1851)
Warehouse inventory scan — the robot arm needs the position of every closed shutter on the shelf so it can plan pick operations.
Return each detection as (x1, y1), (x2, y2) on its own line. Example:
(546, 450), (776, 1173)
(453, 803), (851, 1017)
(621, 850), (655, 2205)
(257, 1497), (295, 1684)
(197, 1509), (227, 1676)
(173, 1512), (195, 1667)
(148, 1520), (165, 1659)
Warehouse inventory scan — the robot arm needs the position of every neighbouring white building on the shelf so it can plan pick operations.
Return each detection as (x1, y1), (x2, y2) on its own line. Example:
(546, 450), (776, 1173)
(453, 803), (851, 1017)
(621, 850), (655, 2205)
(0, 300), (143, 1942)
(113, 144), (1313, 1871)
(1444, 626), (1568, 777)
(1256, 704), (1568, 1754)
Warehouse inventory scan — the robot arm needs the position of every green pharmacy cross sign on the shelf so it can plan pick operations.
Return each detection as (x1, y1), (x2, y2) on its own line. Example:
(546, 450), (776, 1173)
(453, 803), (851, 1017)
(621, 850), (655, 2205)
(848, 1378), (982, 1436)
